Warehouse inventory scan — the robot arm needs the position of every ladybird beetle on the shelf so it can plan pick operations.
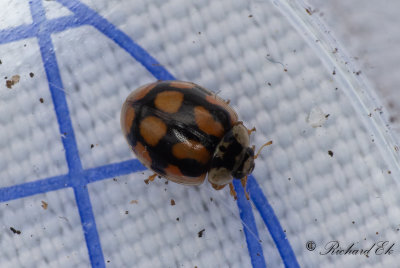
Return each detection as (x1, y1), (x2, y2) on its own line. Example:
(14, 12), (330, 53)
(121, 81), (270, 196)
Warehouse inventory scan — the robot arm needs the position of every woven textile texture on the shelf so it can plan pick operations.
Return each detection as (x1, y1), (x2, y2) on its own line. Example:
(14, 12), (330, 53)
(1, 0), (399, 267)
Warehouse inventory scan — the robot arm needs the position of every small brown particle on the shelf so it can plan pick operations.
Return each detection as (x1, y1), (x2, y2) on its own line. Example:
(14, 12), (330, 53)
(248, 14), (253, 17)
(39, 98), (44, 103)
(6, 75), (20, 89)
(170, 199), (175, 206)
(328, 150), (334, 157)
(198, 229), (205, 238)
(130, 200), (138, 204)
(284, 68), (288, 72)
(325, 114), (330, 118)
(6, 80), (13, 89)
(352, 221), (355, 224)
(113, 178), (117, 182)
(388, 170), (392, 174)
(305, 8), (313, 15)
(144, 173), (157, 185)
(10, 227), (21, 234)
(29, 72), (34, 78)
(125, 211), (128, 214)
(332, 69), (336, 75)
(376, 232), (379, 235)
(41, 201), (48, 210)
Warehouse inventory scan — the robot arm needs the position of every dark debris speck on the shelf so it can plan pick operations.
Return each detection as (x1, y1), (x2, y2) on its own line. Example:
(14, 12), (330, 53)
(198, 229), (205, 238)
(10, 227), (21, 234)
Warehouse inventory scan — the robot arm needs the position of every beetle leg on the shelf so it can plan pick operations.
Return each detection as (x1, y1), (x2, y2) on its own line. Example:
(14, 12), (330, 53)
(254, 140), (273, 159)
(229, 183), (237, 200)
(241, 176), (250, 200)
(144, 173), (157, 185)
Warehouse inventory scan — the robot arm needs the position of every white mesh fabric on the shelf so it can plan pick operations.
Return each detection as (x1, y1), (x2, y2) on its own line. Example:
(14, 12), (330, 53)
(1, 0), (399, 267)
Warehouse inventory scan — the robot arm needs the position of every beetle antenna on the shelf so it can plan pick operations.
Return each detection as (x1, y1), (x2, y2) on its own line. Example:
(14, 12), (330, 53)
(247, 127), (256, 136)
(254, 141), (273, 159)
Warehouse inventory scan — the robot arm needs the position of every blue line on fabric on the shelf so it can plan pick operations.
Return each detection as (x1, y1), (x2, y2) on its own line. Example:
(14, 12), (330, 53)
(30, 1), (104, 267)
(0, 174), (69, 202)
(0, 159), (144, 203)
(84, 159), (146, 183)
(56, 0), (175, 81)
(0, 15), (86, 45)
(31, 4), (82, 174)
(233, 180), (267, 268)
(74, 185), (106, 268)
(248, 175), (300, 268)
